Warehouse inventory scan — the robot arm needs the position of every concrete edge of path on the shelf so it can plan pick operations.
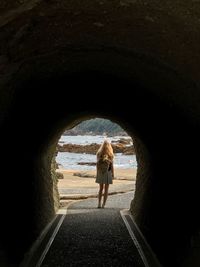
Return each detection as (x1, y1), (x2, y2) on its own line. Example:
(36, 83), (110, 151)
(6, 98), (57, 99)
(19, 201), (77, 267)
(120, 209), (163, 267)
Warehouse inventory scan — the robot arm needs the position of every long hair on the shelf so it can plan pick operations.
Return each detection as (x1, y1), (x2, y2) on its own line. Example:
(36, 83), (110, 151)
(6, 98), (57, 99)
(97, 140), (114, 161)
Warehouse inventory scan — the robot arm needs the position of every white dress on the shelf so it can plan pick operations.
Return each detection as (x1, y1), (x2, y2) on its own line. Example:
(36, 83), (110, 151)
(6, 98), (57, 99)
(95, 158), (113, 184)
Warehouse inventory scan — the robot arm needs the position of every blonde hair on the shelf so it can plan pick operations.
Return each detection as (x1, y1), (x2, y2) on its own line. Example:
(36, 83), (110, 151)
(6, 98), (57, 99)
(97, 140), (114, 161)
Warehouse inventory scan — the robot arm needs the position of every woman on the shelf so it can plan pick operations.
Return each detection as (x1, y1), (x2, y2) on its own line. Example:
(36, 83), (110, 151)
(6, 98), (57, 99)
(95, 139), (114, 208)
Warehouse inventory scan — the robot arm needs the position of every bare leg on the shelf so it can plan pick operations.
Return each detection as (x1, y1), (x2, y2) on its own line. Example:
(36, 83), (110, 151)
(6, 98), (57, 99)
(102, 184), (109, 208)
(98, 184), (103, 208)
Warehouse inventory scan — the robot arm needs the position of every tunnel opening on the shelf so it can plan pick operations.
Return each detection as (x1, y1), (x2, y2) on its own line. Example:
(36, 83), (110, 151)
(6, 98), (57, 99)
(52, 117), (137, 210)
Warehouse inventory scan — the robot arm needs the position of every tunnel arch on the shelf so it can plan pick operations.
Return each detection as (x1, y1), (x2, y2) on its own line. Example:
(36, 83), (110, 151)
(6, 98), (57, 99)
(2, 64), (199, 267)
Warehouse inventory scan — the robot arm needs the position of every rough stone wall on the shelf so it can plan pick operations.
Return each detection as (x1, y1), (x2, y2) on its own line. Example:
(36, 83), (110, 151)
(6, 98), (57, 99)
(51, 152), (60, 212)
(130, 136), (152, 226)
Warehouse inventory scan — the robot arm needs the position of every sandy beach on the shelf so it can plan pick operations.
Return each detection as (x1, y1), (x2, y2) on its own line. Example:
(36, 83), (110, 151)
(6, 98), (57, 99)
(57, 168), (137, 181)
(57, 168), (137, 206)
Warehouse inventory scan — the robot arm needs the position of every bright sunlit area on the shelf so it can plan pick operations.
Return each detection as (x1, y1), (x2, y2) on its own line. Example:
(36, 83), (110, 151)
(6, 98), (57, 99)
(53, 118), (137, 209)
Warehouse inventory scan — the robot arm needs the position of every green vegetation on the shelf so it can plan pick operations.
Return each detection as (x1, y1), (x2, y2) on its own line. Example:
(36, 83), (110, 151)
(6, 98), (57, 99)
(64, 118), (126, 136)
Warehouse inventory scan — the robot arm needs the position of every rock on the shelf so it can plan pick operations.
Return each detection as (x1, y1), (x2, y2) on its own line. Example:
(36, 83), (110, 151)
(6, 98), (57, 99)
(57, 143), (100, 154)
(77, 162), (96, 166)
(123, 146), (135, 155)
(111, 137), (132, 145)
(57, 142), (135, 154)
(56, 171), (64, 179)
(73, 172), (96, 178)
(112, 144), (135, 154)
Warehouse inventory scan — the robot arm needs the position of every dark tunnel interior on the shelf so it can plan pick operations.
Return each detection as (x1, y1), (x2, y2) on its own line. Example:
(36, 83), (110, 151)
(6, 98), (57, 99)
(0, 70), (200, 267)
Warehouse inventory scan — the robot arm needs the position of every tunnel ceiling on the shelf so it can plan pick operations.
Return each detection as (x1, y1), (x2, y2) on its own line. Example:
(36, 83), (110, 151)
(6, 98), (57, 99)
(1, 0), (200, 124)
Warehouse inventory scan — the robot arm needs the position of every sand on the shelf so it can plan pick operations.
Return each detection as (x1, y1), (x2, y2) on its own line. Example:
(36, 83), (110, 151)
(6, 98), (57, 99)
(57, 168), (136, 208)
(57, 168), (137, 190)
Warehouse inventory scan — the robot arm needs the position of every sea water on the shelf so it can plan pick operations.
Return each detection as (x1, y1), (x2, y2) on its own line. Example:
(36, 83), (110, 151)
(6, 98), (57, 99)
(56, 135), (137, 170)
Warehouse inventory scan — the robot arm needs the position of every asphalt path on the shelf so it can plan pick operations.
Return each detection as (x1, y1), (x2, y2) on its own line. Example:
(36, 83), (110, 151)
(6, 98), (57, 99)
(41, 192), (146, 267)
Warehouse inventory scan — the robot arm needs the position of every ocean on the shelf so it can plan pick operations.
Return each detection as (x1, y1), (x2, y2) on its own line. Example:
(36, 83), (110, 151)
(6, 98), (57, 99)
(56, 135), (137, 170)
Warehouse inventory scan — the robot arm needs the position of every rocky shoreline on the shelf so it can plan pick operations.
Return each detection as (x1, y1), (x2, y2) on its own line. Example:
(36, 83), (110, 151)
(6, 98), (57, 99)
(57, 138), (135, 155)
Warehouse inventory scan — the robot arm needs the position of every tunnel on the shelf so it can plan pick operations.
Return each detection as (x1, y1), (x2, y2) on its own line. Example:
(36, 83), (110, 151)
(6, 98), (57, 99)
(1, 1), (200, 267)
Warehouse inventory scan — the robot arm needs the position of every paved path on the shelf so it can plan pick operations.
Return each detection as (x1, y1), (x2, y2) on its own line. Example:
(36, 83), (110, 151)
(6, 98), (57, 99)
(41, 192), (146, 267)
(23, 192), (161, 267)
(21, 172), (161, 267)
